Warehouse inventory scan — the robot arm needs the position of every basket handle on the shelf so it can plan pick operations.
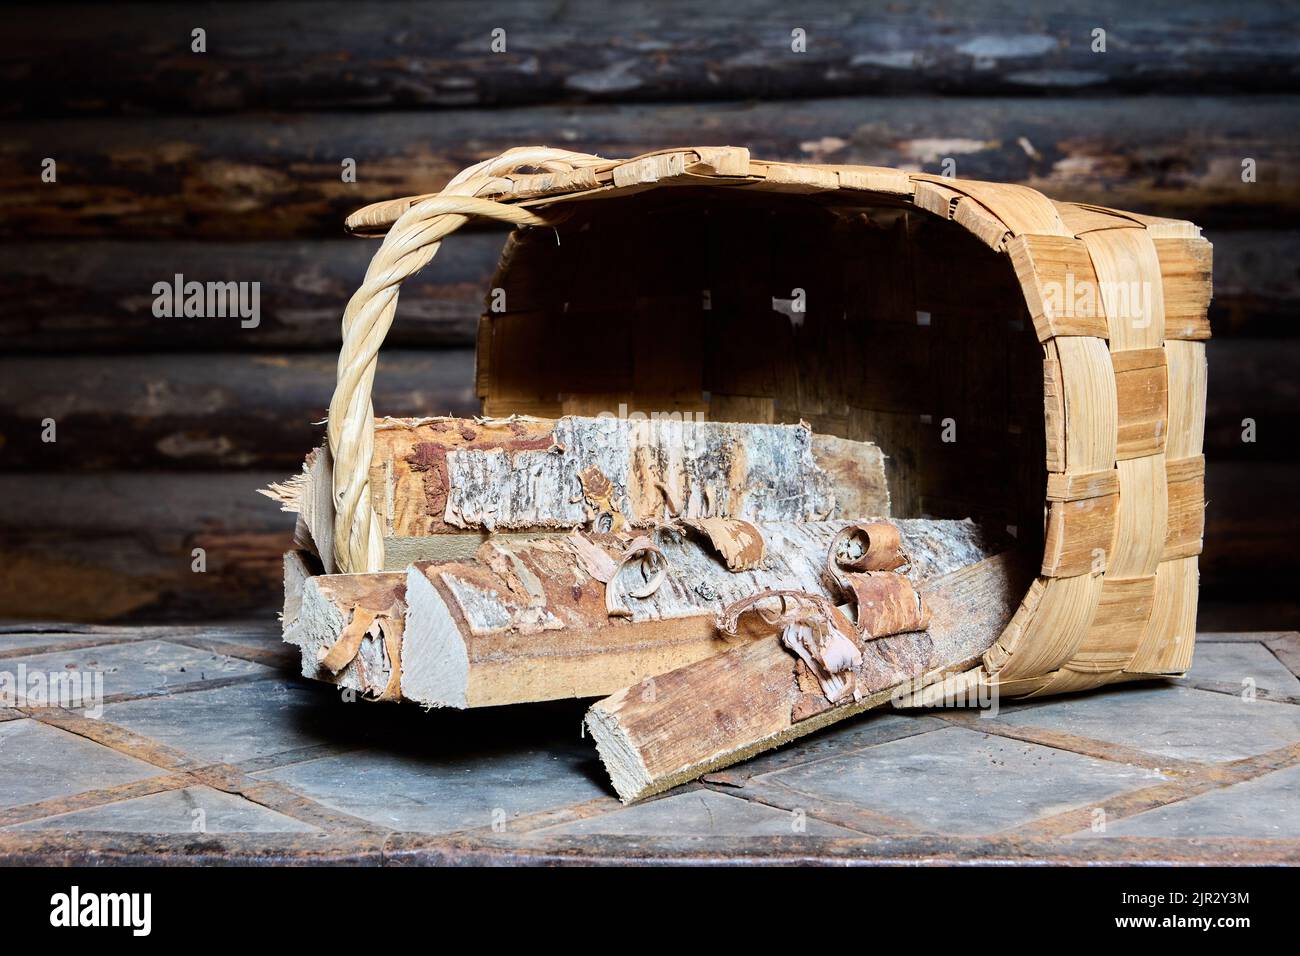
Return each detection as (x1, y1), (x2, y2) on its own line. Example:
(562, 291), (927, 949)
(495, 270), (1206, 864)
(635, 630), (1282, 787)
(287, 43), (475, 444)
(329, 147), (604, 573)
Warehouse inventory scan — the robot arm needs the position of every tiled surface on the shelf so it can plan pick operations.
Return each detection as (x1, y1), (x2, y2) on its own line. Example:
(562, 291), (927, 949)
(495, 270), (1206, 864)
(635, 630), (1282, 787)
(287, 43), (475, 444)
(1083, 763), (1300, 840)
(0, 633), (120, 653)
(0, 720), (159, 808)
(100, 679), (348, 765)
(754, 725), (1167, 834)
(0, 623), (1297, 862)
(1, 639), (269, 701)
(8, 785), (318, 834)
(1187, 642), (1300, 695)
(256, 742), (608, 833)
(992, 684), (1300, 763)
(706, 711), (948, 780)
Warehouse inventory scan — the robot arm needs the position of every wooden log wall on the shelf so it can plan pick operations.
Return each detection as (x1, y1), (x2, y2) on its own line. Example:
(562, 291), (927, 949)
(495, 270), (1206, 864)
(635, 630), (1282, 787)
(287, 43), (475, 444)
(3, 0), (1298, 626)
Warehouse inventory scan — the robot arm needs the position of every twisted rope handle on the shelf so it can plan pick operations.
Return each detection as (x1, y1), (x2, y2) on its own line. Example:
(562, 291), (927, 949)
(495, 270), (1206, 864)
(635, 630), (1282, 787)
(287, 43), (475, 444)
(329, 147), (605, 573)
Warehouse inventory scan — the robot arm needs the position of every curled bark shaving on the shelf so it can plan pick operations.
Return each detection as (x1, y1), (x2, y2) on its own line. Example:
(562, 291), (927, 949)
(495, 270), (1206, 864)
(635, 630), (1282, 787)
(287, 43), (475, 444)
(823, 520), (920, 637)
(319, 607), (376, 673)
(373, 615), (405, 702)
(828, 521), (909, 576)
(716, 590), (863, 703)
(783, 622), (859, 703)
(606, 536), (667, 618)
(683, 517), (766, 571)
(568, 529), (669, 618)
(841, 571), (931, 638)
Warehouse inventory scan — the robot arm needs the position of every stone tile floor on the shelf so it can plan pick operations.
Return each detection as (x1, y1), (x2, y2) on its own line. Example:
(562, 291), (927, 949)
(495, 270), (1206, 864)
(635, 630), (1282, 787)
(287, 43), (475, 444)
(0, 622), (1296, 864)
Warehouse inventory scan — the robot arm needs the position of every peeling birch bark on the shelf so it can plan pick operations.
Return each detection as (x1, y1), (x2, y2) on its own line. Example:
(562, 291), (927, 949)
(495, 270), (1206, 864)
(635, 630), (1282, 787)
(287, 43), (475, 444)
(842, 572), (931, 637)
(684, 518), (766, 571)
(584, 549), (1032, 803)
(268, 416), (889, 571)
(400, 518), (1001, 709)
(289, 569), (408, 699)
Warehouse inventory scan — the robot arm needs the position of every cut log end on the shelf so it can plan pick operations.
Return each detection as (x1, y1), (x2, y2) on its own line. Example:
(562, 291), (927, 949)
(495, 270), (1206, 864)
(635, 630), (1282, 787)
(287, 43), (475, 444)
(284, 565), (406, 700)
(401, 563), (470, 709)
(584, 696), (655, 804)
(280, 548), (317, 647)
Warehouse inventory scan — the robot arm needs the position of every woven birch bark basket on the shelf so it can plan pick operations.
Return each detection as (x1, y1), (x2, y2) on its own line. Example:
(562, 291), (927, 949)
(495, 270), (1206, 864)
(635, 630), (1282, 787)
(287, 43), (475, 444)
(295, 144), (1209, 712)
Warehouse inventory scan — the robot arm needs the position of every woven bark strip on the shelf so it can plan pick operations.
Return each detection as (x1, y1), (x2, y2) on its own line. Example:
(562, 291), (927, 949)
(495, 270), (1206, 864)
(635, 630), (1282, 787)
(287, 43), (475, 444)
(1112, 348), (1170, 460)
(1164, 456), (1206, 561)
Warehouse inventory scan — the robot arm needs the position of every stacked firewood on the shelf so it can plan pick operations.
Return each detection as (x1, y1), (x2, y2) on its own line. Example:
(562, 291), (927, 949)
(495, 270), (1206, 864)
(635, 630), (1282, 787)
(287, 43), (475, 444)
(269, 415), (1025, 801)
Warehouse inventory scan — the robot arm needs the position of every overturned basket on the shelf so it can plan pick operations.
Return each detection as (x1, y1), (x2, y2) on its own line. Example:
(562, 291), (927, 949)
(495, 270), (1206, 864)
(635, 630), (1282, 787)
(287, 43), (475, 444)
(274, 146), (1209, 801)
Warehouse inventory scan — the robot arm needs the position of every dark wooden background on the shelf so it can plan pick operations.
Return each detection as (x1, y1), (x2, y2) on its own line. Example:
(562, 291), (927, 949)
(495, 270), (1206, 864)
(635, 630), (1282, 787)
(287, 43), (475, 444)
(1, 0), (1297, 627)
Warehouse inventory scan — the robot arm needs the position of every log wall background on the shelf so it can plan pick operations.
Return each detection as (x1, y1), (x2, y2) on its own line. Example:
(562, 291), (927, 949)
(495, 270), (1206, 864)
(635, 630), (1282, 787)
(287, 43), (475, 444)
(1, 0), (1297, 627)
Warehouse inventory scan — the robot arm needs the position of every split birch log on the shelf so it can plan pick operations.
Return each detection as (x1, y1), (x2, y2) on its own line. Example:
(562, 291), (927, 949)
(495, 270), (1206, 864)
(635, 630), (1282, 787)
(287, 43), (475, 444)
(278, 518), (1002, 706)
(280, 549), (317, 649)
(264, 416), (889, 572)
(282, 520), (993, 707)
(584, 549), (1032, 803)
(287, 559), (408, 700)
(400, 518), (1002, 708)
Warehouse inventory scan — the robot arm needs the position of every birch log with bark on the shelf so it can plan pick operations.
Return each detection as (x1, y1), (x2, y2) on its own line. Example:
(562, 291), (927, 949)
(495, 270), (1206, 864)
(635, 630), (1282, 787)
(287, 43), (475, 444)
(270, 416), (889, 572)
(400, 518), (1002, 708)
(287, 561), (408, 700)
(584, 549), (1032, 802)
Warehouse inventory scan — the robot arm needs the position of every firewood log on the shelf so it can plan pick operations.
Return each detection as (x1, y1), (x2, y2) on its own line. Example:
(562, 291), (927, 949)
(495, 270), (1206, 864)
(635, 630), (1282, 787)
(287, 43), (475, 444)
(264, 416), (888, 572)
(282, 518), (1004, 707)
(585, 550), (1032, 802)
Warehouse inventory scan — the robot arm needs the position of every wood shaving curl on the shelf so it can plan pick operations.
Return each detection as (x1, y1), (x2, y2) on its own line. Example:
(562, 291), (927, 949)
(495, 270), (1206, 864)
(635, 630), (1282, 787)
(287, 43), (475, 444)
(717, 590), (863, 703)
(606, 536), (667, 618)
